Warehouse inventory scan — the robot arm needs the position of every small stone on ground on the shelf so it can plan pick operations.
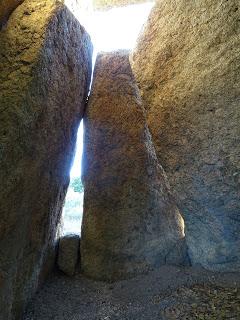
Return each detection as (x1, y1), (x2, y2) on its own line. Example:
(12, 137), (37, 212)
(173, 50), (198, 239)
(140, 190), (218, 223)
(57, 234), (80, 276)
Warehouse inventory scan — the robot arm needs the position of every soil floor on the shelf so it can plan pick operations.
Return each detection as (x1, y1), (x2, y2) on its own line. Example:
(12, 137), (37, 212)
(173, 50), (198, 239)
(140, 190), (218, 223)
(23, 266), (240, 320)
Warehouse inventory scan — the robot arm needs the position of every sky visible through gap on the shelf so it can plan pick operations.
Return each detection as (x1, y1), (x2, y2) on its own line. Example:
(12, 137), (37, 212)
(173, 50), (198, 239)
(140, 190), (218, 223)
(62, 2), (153, 235)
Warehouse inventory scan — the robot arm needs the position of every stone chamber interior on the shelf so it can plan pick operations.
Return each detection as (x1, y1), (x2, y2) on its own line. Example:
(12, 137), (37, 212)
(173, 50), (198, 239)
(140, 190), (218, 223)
(0, 0), (240, 319)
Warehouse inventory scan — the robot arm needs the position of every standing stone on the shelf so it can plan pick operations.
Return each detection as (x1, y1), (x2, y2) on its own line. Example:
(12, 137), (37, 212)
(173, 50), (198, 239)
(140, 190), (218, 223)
(81, 51), (186, 282)
(57, 235), (80, 276)
(131, 0), (240, 271)
(0, 0), (92, 319)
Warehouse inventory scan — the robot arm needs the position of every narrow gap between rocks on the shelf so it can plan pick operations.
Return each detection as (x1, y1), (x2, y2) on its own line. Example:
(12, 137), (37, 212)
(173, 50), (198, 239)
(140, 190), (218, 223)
(61, 2), (154, 237)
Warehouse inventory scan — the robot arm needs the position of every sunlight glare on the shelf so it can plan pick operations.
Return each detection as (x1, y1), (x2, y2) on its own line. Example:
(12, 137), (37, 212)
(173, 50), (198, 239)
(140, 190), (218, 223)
(87, 3), (154, 52)
(70, 2), (153, 177)
(70, 121), (84, 177)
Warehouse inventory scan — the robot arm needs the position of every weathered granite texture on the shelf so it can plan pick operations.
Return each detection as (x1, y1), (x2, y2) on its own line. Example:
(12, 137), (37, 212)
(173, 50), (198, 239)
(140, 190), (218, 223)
(0, 0), (24, 28)
(57, 235), (80, 276)
(81, 51), (187, 282)
(0, 0), (92, 318)
(131, 0), (240, 271)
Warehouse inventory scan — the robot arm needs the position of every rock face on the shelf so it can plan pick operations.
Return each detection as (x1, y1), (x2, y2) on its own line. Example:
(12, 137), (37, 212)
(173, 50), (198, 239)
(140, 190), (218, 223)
(0, 0), (92, 318)
(0, 0), (24, 28)
(57, 235), (80, 276)
(81, 51), (186, 282)
(131, 0), (240, 271)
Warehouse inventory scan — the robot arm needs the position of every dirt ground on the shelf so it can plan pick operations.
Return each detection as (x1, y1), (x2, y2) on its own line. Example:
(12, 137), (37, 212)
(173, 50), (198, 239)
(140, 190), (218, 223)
(23, 266), (240, 320)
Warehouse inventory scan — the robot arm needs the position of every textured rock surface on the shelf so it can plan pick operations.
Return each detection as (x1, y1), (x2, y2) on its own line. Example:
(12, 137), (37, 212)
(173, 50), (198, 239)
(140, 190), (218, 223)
(0, 0), (24, 28)
(0, 0), (92, 319)
(93, 0), (152, 11)
(131, 0), (240, 271)
(81, 51), (186, 282)
(57, 235), (80, 276)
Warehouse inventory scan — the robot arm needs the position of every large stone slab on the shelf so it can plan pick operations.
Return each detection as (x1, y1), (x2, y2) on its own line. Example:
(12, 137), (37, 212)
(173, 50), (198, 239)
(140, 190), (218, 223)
(0, 0), (92, 318)
(131, 0), (240, 271)
(81, 51), (187, 282)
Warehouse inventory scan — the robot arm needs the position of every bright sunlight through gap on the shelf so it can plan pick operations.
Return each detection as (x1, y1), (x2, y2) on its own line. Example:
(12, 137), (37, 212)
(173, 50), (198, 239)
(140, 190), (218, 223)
(62, 2), (154, 235)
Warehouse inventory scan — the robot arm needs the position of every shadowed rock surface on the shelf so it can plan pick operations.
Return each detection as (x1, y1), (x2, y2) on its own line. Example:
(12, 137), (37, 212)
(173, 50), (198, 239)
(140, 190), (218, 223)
(57, 235), (80, 277)
(0, 0), (24, 28)
(0, 0), (92, 318)
(81, 51), (187, 282)
(131, 0), (240, 271)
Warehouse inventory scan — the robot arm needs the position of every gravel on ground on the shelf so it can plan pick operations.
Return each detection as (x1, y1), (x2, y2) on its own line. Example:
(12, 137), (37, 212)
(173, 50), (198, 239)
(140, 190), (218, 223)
(23, 266), (240, 320)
